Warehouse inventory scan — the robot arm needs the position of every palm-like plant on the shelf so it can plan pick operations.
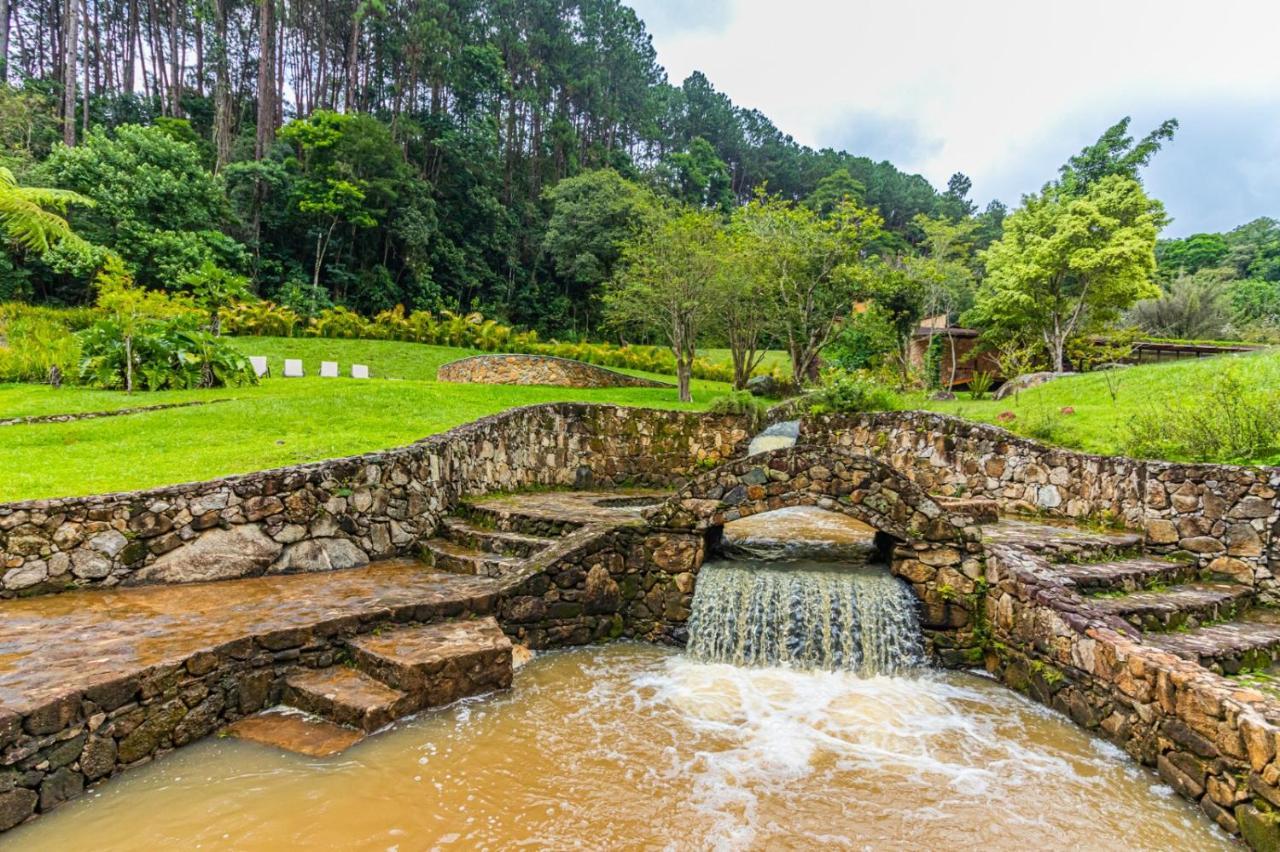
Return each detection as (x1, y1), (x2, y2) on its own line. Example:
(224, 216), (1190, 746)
(0, 167), (94, 255)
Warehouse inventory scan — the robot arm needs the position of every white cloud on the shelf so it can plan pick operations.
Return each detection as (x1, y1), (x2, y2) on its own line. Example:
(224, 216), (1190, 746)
(630, 0), (1280, 235)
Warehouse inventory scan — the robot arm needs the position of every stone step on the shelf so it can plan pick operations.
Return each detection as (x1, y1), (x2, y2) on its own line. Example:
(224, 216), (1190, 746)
(1146, 622), (1280, 674)
(348, 617), (513, 710)
(1088, 583), (1254, 631)
(439, 517), (555, 558)
(225, 709), (366, 757)
(983, 518), (1143, 562)
(457, 502), (580, 538)
(1057, 558), (1200, 594)
(283, 665), (409, 732)
(423, 538), (521, 577)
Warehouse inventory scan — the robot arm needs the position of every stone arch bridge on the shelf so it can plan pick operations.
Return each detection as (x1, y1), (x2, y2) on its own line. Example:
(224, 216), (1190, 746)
(643, 445), (990, 640)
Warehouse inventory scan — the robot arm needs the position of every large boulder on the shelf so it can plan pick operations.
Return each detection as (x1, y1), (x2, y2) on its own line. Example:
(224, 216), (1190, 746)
(271, 537), (370, 573)
(746, 374), (781, 398)
(132, 524), (282, 584)
(993, 371), (1071, 400)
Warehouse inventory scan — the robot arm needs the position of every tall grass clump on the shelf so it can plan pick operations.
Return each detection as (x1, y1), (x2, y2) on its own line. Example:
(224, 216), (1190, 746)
(0, 303), (92, 382)
(1124, 368), (1280, 463)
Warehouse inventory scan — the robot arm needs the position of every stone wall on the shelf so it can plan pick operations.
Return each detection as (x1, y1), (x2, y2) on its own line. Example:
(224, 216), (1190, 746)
(0, 404), (750, 599)
(437, 354), (672, 389)
(801, 411), (1280, 591)
(982, 541), (1280, 846)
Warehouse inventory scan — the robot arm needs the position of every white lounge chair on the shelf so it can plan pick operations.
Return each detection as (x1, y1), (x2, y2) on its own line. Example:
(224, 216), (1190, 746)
(351, 364), (369, 379)
(320, 361), (339, 378)
(283, 359), (304, 378)
(249, 356), (270, 378)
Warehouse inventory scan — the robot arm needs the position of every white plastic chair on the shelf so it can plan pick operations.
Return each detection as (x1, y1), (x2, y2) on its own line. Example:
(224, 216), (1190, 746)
(283, 359), (304, 378)
(249, 356), (270, 378)
(351, 364), (369, 379)
(320, 361), (339, 378)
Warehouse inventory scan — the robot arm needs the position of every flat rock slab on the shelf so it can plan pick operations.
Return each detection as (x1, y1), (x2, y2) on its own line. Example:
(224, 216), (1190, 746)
(984, 518), (1142, 555)
(0, 560), (502, 714)
(349, 618), (512, 709)
(424, 538), (520, 577)
(284, 666), (407, 732)
(1146, 622), (1280, 665)
(468, 489), (670, 528)
(225, 710), (364, 757)
(1056, 558), (1198, 593)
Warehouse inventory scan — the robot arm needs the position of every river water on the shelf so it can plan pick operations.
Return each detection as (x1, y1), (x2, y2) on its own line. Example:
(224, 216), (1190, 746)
(7, 642), (1230, 851)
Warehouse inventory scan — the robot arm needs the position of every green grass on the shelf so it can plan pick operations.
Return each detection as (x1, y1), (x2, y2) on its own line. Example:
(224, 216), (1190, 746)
(698, 348), (792, 373)
(915, 348), (1280, 463)
(0, 336), (735, 502)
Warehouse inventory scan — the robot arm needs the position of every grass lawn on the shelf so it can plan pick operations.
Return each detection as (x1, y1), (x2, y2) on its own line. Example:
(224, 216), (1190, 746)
(0, 336), (736, 502)
(698, 347), (792, 374)
(915, 348), (1280, 463)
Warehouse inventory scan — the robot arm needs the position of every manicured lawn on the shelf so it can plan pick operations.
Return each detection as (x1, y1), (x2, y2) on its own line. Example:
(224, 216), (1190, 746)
(0, 336), (735, 502)
(915, 348), (1280, 463)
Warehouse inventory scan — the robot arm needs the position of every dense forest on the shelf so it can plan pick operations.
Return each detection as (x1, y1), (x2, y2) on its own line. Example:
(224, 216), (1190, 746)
(0, 0), (995, 336)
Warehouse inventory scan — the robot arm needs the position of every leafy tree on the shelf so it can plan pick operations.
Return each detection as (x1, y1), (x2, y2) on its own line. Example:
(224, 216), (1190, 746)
(804, 168), (865, 218)
(605, 209), (726, 402)
(178, 261), (252, 334)
(1058, 117), (1179, 195)
(736, 192), (885, 386)
(91, 257), (194, 392)
(657, 137), (734, 213)
(541, 169), (659, 335)
(39, 124), (246, 292)
(1156, 233), (1230, 278)
(968, 175), (1161, 372)
(716, 219), (781, 389)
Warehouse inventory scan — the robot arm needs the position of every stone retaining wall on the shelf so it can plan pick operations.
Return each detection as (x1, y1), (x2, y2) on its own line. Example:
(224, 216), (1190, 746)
(437, 354), (672, 388)
(982, 542), (1280, 846)
(0, 404), (749, 598)
(801, 411), (1280, 592)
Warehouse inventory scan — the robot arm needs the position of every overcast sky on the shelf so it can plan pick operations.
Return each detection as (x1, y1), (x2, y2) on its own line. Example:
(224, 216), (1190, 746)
(629, 0), (1280, 237)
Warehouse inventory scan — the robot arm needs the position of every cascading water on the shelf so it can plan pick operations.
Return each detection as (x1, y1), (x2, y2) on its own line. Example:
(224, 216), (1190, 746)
(746, 419), (799, 455)
(686, 559), (925, 675)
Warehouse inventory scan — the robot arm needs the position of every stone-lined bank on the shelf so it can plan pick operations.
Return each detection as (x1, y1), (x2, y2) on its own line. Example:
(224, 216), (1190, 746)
(0, 405), (750, 598)
(800, 411), (1280, 595)
(436, 354), (672, 389)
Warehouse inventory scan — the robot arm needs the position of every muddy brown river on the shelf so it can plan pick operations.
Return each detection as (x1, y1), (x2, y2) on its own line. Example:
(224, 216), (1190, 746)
(5, 643), (1230, 850)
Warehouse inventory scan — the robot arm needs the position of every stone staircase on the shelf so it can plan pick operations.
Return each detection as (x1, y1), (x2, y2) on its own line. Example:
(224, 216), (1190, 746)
(1067, 554), (1280, 675)
(421, 514), (561, 578)
(986, 517), (1280, 676)
(228, 616), (513, 755)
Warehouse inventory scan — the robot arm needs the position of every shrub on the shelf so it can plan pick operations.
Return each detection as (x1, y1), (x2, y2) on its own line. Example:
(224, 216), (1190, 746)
(806, 371), (900, 415)
(1123, 368), (1280, 462)
(79, 317), (257, 391)
(707, 390), (768, 431)
(968, 371), (994, 400)
(220, 300), (302, 337)
(0, 303), (89, 382)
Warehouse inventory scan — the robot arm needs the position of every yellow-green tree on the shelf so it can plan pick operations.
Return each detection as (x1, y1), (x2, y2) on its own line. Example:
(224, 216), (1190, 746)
(968, 175), (1160, 373)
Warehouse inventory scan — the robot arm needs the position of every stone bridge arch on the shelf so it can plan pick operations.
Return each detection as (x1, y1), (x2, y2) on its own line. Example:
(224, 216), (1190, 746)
(643, 446), (987, 654)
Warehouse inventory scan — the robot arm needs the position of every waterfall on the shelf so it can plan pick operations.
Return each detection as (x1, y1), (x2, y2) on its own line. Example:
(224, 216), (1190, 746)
(686, 560), (925, 675)
(747, 420), (800, 456)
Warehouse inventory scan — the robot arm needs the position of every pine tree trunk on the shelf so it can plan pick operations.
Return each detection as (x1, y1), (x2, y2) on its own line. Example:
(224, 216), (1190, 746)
(254, 0), (274, 159)
(211, 0), (232, 169)
(0, 0), (11, 82)
(61, 0), (78, 146)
